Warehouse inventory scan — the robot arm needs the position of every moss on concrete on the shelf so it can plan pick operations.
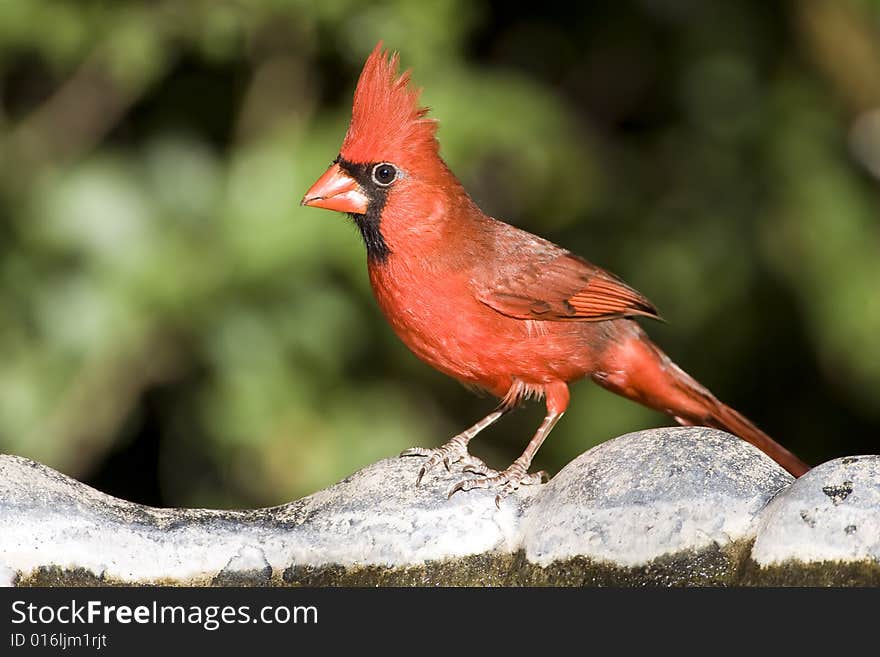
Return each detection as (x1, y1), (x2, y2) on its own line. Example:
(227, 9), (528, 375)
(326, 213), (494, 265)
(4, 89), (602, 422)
(15, 546), (880, 587)
(741, 560), (880, 586)
(515, 542), (753, 586)
(281, 553), (520, 586)
(17, 566), (215, 587)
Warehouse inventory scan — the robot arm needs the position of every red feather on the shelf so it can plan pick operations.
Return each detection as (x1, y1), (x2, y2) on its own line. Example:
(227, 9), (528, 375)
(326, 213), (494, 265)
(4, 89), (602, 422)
(340, 43), (438, 165)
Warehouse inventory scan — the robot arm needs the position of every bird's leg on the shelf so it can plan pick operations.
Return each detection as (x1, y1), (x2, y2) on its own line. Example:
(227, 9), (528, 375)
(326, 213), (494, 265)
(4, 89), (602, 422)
(449, 380), (570, 506)
(448, 411), (561, 506)
(400, 405), (512, 486)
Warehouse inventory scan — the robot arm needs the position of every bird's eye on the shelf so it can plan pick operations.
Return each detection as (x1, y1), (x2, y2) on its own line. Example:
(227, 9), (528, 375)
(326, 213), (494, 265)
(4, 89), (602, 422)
(371, 163), (398, 187)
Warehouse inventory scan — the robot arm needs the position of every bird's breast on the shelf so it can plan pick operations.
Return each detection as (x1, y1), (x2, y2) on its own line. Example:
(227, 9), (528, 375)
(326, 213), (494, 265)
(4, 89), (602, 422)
(367, 258), (605, 396)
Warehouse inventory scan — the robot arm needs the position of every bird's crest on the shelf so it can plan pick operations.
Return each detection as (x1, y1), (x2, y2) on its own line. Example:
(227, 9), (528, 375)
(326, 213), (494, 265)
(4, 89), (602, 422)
(340, 42), (439, 164)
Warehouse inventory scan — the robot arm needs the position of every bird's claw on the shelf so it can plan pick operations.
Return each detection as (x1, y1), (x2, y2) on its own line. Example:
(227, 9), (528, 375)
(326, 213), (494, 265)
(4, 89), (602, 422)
(447, 462), (549, 507)
(403, 438), (549, 504)
(400, 434), (488, 486)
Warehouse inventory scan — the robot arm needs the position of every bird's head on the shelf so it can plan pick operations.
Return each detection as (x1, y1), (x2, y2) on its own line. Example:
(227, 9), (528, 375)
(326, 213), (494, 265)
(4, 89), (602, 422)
(302, 43), (461, 263)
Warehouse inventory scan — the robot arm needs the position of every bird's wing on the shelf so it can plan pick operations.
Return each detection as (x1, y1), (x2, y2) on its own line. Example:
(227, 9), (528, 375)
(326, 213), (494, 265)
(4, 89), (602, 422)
(476, 252), (660, 322)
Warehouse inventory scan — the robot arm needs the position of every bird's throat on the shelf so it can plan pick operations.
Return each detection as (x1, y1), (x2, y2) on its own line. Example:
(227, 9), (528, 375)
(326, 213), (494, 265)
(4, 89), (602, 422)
(350, 210), (390, 263)
(334, 157), (391, 264)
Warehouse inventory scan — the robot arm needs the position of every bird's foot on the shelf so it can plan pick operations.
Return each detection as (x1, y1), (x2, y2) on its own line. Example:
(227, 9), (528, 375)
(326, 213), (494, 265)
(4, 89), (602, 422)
(400, 434), (489, 486)
(448, 459), (549, 508)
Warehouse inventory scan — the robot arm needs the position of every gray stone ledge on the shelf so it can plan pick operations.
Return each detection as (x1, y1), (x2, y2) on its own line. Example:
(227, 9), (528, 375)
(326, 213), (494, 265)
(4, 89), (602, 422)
(748, 455), (880, 584)
(1, 427), (878, 586)
(520, 427), (792, 568)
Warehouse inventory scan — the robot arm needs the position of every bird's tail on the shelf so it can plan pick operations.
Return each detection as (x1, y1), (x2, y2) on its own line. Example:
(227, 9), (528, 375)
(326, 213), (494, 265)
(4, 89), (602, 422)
(593, 329), (810, 477)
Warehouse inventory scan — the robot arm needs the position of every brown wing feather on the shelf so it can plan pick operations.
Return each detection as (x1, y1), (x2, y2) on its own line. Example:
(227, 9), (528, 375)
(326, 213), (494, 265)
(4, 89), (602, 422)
(477, 252), (660, 322)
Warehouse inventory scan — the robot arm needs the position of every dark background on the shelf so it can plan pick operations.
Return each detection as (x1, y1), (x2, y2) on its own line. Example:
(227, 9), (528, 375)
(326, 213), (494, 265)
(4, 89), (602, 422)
(1, 0), (878, 508)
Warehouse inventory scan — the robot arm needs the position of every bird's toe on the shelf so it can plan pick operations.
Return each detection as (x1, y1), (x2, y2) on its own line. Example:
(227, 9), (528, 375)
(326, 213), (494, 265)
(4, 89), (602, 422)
(447, 461), (548, 506)
(399, 434), (473, 484)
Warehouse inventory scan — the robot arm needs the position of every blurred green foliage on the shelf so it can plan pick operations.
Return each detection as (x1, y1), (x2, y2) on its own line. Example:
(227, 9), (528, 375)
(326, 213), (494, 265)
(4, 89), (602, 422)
(1, 0), (879, 508)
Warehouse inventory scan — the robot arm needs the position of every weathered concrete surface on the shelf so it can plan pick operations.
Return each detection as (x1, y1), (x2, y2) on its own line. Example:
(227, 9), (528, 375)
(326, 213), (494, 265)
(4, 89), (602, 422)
(747, 455), (880, 585)
(0, 453), (522, 586)
(0, 428), (877, 586)
(520, 427), (793, 584)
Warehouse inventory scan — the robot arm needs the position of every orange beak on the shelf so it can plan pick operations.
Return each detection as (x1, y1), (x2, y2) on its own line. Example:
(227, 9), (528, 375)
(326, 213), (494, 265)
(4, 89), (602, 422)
(301, 163), (368, 214)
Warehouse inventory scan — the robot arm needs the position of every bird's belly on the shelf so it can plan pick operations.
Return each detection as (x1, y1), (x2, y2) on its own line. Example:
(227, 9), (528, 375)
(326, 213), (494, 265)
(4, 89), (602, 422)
(369, 266), (601, 397)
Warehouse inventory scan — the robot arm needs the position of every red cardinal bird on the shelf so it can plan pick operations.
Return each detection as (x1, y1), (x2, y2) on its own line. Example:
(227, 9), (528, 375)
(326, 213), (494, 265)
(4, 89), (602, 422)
(302, 44), (809, 501)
